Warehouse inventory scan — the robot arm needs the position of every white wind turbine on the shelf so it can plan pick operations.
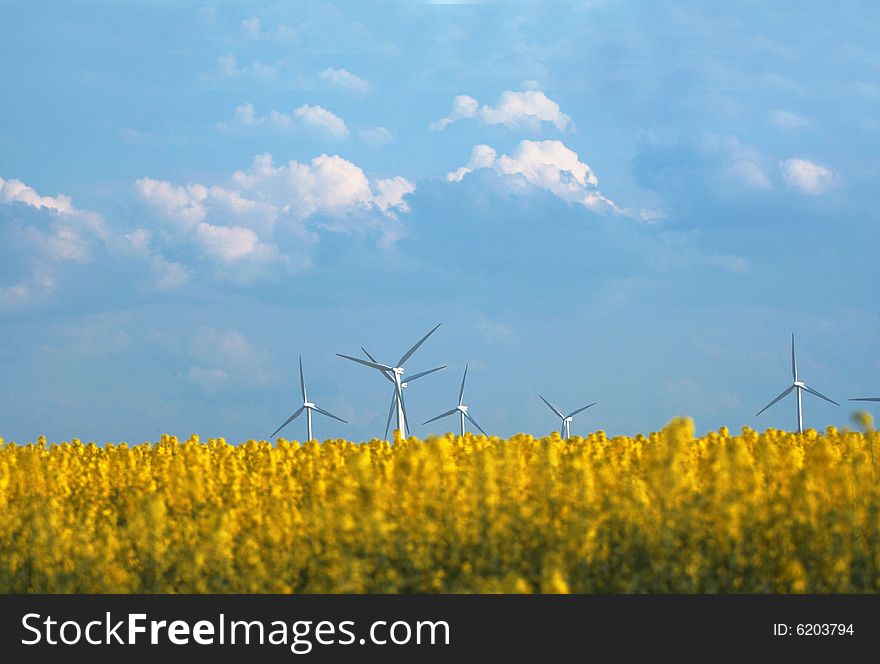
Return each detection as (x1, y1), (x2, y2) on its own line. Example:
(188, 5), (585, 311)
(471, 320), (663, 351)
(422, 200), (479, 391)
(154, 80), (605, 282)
(270, 356), (347, 441)
(361, 347), (446, 439)
(539, 394), (596, 439)
(337, 324), (442, 439)
(756, 333), (839, 433)
(423, 364), (487, 436)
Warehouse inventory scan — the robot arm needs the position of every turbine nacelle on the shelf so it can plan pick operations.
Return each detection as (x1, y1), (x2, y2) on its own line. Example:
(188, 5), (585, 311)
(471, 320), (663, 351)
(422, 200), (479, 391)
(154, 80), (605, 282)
(271, 356), (347, 441)
(423, 365), (487, 436)
(538, 394), (596, 437)
(338, 324), (443, 440)
(756, 333), (838, 434)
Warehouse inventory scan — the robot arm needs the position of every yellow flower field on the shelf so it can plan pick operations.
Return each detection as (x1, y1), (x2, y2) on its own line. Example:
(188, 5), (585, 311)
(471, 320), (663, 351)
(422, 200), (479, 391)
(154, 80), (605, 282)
(1, 417), (878, 593)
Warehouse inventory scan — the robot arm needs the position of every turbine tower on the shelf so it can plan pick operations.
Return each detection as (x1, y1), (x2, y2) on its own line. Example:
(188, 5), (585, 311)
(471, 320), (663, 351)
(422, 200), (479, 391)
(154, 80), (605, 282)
(271, 356), (347, 441)
(423, 364), (487, 436)
(337, 324), (442, 439)
(539, 394), (596, 439)
(361, 347), (446, 439)
(756, 333), (839, 433)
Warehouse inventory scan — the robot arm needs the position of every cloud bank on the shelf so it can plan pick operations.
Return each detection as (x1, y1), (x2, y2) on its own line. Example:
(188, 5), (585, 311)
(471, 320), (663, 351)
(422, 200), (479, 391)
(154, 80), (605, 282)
(135, 152), (416, 278)
(0, 176), (108, 305)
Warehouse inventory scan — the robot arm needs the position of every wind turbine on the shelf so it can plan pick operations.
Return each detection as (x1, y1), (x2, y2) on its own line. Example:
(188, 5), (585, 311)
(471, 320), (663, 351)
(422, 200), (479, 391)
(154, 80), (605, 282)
(423, 364), (487, 436)
(539, 394), (596, 439)
(337, 324), (442, 439)
(756, 333), (839, 433)
(271, 356), (347, 441)
(850, 397), (880, 403)
(361, 347), (446, 439)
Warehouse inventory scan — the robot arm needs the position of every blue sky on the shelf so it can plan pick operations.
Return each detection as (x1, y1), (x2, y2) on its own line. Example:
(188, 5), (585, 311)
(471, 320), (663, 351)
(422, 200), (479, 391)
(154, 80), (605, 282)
(1, 1), (878, 443)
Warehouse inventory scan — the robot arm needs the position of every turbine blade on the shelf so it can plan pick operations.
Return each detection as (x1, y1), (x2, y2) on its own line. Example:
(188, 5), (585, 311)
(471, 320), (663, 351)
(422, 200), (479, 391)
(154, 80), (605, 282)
(337, 353), (394, 372)
(464, 412), (488, 436)
(312, 405), (348, 424)
(539, 394), (565, 419)
(270, 406), (305, 438)
(396, 323), (441, 367)
(458, 364), (469, 406)
(756, 385), (795, 417)
(423, 408), (459, 425)
(801, 384), (840, 407)
(384, 391), (397, 440)
(363, 348), (394, 383)
(299, 356), (307, 402)
(567, 402), (597, 418)
(850, 397), (880, 402)
(791, 333), (797, 382)
(406, 365), (447, 382)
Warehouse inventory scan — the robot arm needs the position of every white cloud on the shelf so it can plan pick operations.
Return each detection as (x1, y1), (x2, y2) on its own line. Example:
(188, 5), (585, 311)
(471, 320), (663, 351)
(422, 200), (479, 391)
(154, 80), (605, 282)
(134, 177), (207, 229)
(781, 158), (834, 194)
(125, 227), (152, 254)
(638, 208), (666, 223)
(768, 109), (810, 130)
(134, 178), (287, 281)
(206, 185), (278, 235)
(153, 260), (190, 291)
(184, 328), (274, 389)
(0, 176), (107, 305)
(195, 222), (281, 262)
(240, 17), (261, 38)
(359, 126), (394, 147)
(234, 102), (258, 126)
(701, 133), (772, 191)
(124, 228), (190, 291)
(1, 175), (74, 214)
(431, 96), (478, 132)
(215, 54), (278, 81)
(0, 270), (56, 307)
(446, 144), (497, 182)
(292, 104), (349, 138)
(135, 152), (415, 275)
(447, 140), (617, 212)
(239, 16), (297, 41)
(374, 177), (416, 213)
(43, 224), (93, 261)
(226, 103), (350, 139)
(231, 152), (413, 221)
(0, 176), (106, 256)
(431, 90), (572, 132)
(318, 67), (370, 93)
(216, 54), (241, 77)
